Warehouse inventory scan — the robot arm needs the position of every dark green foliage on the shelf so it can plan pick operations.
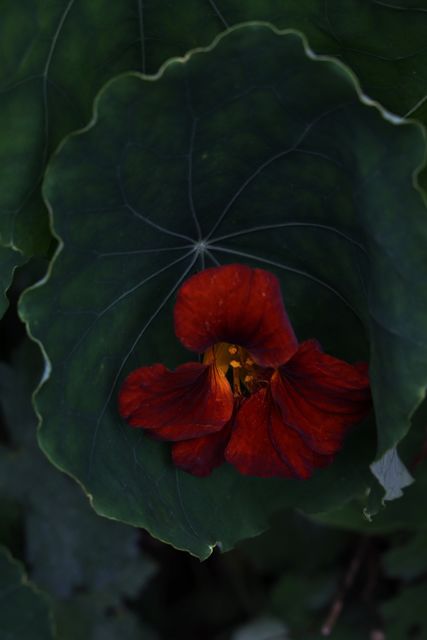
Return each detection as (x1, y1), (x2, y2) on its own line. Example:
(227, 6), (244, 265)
(19, 24), (427, 557)
(0, 341), (157, 638)
(1, 3), (427, 637)
(0, 546), (55, 640)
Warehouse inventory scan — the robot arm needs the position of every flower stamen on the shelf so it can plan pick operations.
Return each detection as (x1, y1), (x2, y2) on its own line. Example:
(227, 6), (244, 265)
(233, 366), (241, 397)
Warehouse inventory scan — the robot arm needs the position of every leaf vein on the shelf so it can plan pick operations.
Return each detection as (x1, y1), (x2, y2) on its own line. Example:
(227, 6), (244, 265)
(209, 222), (367, 254)
(87, 253), (198, 478)
(210, 245), (362, 320)
(64, 249), (195, 364)
(205, 102), (352, 240)
(207, 0), (229, 27)
(42, 0), (76, 165)
(116, 161), (194, 242)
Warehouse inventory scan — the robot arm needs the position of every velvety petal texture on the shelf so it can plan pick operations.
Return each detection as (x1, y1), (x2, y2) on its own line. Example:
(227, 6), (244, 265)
(269, 403), (333, 479)
(226, 340), (370, 479)
(118, 362), (233, 440)
(174, 264), (298, 367)
(225, 389), (294, 478)
(271, 340), (371, 455)
(172, 422), (232, 477)
(119, 265), (371, 480)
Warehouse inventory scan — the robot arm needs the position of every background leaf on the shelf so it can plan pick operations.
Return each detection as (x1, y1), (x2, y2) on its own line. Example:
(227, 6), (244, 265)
(3, 0), (427, 317)
(231, 617), (290, 640)
(54, 593), (159, 640)
(20, 25), (427, 557)
(0, 341), (157, 603)
(381, 583), (427, 640)
(383, 531), (427, 581)
(311, 397), (427, 533)
(0, 545), (54, 640)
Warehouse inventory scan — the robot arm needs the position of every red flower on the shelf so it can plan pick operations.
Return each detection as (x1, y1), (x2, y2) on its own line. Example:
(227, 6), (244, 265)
(119, 264), (371, 478)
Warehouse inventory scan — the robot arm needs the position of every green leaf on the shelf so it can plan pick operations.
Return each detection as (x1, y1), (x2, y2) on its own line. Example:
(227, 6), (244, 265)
(0, 0), (224, 263)
(238, 510), (349, 574)
(54, 593), (159, 640)
(219, 1), (427, 119)
(310, 399), (427, 533)
(0, 545), (55, 640)
(21, 25), (427, 557)
(0, 497), (23, 556)
(383, 532), (427, 581)
(382, 582), (427, 640)
(271, 571), (336, 632)
(231, 617), (290, 640)
(3, 1), (427, 316)
(311, 453), (427, 533)
(311, 462), (427, 534)
(0, 345), (157, 601)
(3, 1), (427, 249)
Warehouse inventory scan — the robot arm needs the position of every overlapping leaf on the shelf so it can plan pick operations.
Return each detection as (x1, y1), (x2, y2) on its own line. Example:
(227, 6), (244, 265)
(383, 531), (427, 581)
(381, 583), (427, 640)
(20, 25), (427, 556)
(54, 594), (159, 640)
(311, 397), (427, 532)
(0, 546), (54, 640)
(3, 0), (427, 317)
(0, 347), (157, 601)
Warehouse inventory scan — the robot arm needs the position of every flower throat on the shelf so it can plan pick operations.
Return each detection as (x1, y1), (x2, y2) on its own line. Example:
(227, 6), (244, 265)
(203, 342), (266, 397)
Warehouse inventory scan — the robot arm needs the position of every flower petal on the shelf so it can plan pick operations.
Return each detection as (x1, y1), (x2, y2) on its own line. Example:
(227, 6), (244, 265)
(174, 264), (298, 367)
(172, 423), (232, 477)
(118, 362), (233, 440)
(269, 404), (333, 479)
(225, 389), (293, 477)
(271, 339), (371, 455)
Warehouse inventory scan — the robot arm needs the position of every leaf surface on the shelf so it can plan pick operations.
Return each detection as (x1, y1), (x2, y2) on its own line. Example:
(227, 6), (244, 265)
(382, 583), (427, 640)
(311, 397), (427, 532)
(0, 345), (157, 600)
(21, 25), (427, 557)
(2, 0), (427, 315)
(54, 593), (159, 640)
(0, 545), (54, 640)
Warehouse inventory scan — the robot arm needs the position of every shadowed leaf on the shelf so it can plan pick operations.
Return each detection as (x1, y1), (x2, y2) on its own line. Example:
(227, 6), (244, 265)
(21, 25), (427, 556)
(0, 545), (54, 640)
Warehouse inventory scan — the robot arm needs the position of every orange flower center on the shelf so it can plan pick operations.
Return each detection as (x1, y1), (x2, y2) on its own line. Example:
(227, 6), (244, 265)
(203, 342), (264, 397)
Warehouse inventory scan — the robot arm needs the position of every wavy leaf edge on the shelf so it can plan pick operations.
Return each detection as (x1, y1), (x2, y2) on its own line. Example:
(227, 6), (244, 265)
(18, 21), (427, 554)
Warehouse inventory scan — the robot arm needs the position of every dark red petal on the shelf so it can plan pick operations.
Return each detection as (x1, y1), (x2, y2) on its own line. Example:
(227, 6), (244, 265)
(269, 404), (333, 479)
(174, 264), (298, 367)
(271, 339), (371, 455)
(172, 423), (232, 477)
(118, 362), (233, 440)
(224, 389), (293, 477)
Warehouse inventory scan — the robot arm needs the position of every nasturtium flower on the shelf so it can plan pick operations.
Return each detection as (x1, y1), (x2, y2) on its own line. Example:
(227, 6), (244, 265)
(119, 264), (371, 478)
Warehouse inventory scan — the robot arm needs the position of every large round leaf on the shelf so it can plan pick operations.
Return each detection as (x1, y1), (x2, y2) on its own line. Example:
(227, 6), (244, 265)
(0, 345), (157, 601)
(3, 1), (427, 255)
(3, 0), (427, 316)
(21, 25), (427, 557)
